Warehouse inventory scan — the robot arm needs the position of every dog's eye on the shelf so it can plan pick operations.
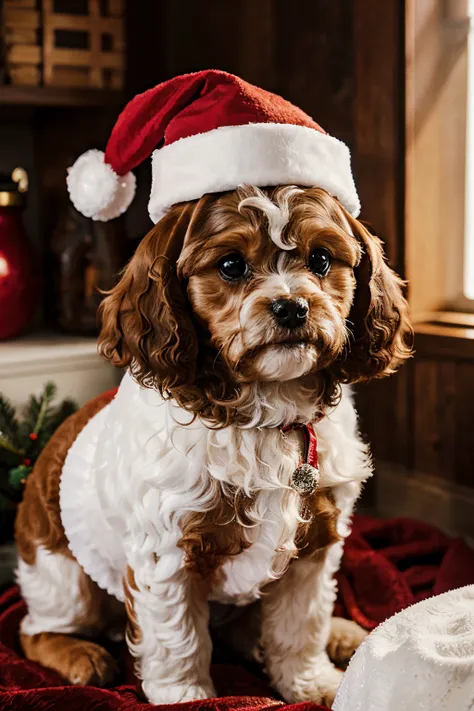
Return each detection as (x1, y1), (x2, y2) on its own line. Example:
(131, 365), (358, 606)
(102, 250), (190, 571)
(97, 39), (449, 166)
(308, 248), (332, 277)
(218, 253), (249, 281)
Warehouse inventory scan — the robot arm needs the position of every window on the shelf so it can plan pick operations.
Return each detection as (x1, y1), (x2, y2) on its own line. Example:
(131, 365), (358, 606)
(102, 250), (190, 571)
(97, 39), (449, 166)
(406, 0), (474, 317)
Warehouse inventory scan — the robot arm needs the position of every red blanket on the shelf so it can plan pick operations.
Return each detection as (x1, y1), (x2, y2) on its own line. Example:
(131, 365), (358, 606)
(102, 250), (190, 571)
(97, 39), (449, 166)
(1, 515), (473, 710)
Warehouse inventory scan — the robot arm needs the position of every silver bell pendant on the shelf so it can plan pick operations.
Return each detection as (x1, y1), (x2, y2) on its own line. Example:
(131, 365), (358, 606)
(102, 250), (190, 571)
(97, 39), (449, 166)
(291, 462), (320, 495)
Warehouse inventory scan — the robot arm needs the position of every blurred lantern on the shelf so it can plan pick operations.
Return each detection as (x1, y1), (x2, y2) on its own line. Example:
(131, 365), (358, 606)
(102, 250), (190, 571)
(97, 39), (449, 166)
(49, 205), (129, 335)
(0, 169), (38, 340)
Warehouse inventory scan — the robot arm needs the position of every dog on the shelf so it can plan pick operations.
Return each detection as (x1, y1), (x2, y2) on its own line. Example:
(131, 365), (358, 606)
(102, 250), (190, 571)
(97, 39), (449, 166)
(15, 184), (412, 706)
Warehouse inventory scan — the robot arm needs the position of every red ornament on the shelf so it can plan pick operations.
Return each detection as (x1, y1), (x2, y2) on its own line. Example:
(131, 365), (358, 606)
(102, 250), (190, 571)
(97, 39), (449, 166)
(29, 432), (38, 441)
(23, 458), (31, 466)
(0, 182), (39, 340)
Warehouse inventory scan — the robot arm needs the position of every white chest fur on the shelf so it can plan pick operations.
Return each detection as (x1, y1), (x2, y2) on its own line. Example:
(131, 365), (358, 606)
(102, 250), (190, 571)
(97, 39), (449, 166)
(60, 373), (372, 604)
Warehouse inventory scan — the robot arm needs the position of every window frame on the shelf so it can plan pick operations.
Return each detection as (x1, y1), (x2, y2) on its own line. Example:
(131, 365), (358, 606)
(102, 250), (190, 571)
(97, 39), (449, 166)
(406, 0), (473, 317)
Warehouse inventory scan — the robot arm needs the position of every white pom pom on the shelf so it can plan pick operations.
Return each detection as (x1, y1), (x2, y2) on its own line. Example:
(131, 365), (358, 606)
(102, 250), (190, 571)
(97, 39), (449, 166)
(66, 149), (136, 222)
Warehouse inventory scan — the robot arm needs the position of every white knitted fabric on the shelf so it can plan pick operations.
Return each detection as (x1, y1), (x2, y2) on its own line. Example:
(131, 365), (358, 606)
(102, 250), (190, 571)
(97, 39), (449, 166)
(333, 585), (474, 710)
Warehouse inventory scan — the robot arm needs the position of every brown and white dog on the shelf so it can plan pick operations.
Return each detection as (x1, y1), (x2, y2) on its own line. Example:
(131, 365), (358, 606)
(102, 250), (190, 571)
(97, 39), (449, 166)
(15, 185), (412, 706)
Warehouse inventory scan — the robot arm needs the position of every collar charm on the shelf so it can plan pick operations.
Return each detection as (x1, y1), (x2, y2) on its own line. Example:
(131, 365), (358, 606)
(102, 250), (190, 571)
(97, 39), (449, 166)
(291, 462), (320, 495)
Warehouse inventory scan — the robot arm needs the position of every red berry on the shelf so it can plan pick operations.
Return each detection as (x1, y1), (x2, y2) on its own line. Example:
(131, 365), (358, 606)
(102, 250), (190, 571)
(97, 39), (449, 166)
(29, 432), (38, 441)
(23, 458), (31, 466)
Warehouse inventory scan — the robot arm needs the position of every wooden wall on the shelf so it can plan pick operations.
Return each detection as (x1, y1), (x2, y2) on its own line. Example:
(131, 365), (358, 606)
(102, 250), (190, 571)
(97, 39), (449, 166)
(126, 0), (354, 144)
(408, 330), (474, 488)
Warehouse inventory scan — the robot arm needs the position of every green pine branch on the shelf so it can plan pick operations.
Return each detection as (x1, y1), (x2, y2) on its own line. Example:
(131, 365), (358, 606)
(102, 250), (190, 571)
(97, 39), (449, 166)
(0, 382), (77, 503)
(45, 398), (77, 437)
(0, 394), (20, 449)
(34, 381), (57, 435)
(0, 436), (23, 467)
(18, 382), (57, 444)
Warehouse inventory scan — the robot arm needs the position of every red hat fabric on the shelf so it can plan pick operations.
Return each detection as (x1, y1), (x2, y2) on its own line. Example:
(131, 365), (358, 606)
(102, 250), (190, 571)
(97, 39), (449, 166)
(67, 69), (360, 223)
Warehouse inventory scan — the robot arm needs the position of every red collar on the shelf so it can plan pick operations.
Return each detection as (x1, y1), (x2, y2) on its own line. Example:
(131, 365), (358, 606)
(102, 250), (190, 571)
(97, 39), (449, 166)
(281, 422), (319, 470)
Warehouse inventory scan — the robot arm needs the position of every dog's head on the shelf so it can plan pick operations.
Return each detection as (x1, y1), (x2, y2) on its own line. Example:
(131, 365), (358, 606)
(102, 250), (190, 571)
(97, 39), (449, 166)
(99, 186), (412, 423)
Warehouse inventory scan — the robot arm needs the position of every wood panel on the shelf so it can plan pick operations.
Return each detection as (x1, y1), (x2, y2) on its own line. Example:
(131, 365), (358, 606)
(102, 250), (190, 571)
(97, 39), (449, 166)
(274, 0), (354, 144)
(236, 0), (276, 90)
(455, 361), (474, 487)
(413, 359), (456, 481)
(408, 356), (474, 488)
(356, 365), (411, 469)
(353, 0), (405, 271)
(351, 0), (411, 475)
(416, 327), (474, 360)
(126, 0), (354, 139)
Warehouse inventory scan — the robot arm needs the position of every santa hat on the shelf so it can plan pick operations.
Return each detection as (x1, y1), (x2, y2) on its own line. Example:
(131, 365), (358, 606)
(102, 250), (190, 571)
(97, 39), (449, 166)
(67, 69), (360, 223)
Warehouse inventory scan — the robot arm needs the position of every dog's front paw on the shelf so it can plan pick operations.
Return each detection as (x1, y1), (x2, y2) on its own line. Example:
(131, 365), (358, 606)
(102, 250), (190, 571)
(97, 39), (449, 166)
(275, 664), (343, 707)
(66, 640), (118, 687)
(327, 617), (368, 667)
(144, 681), (216, 704)
(314, 668), (344, 708)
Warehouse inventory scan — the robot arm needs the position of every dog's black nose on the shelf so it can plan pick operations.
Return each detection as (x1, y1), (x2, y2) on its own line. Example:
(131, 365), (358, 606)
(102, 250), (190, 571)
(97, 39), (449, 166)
(270, 297), (309, 329)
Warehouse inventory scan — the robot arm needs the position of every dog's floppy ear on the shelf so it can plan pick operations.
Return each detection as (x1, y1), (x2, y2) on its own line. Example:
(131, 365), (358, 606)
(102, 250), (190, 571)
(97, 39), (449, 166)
(333, 215), (413, 383)
(98, 200), (208, 395)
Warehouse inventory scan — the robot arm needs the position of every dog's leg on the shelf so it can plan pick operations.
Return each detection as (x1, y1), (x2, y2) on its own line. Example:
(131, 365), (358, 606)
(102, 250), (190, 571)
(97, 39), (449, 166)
(124, 566), (215, 704)
(261, 547), (345, 707)
(17, 545), (117, 685)
(20, 632), (117, 686)
(327, 617), (367, 666)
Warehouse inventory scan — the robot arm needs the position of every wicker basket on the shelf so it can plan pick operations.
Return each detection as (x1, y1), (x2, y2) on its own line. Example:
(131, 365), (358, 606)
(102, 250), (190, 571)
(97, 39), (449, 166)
(2, 0), (41, 86)
(2, 0), (125, 90)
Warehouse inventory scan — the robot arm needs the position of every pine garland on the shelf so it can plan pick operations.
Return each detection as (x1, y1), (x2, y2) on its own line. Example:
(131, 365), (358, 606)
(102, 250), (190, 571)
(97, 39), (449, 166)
(0, 383), (77, 503)
(0, 395), (20, 450)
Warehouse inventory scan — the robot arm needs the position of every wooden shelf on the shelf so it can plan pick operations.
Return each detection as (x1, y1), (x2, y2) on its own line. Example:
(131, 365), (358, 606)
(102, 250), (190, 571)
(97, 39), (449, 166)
(415, 323), (474, 360)
(0, 332), (100, 375)
(0, 85), (124, 108)
(0, 332), (120, 407)
(413, 311), (474, 328)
